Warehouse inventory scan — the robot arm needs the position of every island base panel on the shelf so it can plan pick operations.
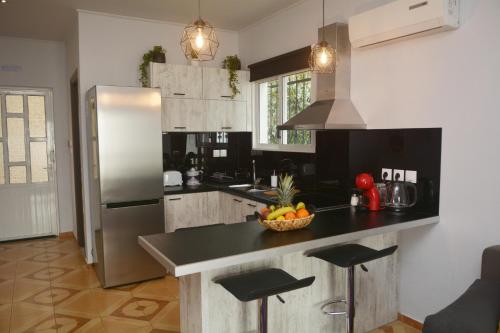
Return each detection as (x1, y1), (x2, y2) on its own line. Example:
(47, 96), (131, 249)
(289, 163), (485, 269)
(180, 232), (399, 333)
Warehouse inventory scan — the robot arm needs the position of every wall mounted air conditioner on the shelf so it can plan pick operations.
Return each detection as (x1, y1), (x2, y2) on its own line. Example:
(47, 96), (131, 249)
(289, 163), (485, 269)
(349, 0), (460, 48)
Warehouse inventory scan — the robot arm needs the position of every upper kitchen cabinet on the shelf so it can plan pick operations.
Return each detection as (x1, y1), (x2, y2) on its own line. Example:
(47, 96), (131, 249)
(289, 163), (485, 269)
(205, 100), (247, 132)
(162, 98), (205, 132)
(150, 63), (202, 99)
(202, 67), (249, 102)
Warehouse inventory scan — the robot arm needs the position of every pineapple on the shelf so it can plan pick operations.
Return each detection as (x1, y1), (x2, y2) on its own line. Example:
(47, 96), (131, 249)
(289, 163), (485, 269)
(276, 174), (295, 208)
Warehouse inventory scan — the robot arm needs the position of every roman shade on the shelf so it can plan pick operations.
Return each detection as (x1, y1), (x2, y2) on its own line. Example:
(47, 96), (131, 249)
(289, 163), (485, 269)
(248, 46), (311, 82)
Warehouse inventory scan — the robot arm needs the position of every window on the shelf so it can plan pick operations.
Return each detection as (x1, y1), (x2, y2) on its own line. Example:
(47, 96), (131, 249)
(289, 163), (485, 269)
(254, 70), (315, 152)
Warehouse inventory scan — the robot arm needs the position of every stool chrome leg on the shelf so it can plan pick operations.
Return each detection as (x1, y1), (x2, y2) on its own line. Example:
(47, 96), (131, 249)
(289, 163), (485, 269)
(346, 266), (355, 333)
(258, 297), (268, 333)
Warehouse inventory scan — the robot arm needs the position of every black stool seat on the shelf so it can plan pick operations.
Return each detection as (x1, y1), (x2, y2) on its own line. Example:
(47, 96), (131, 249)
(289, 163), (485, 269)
(215, 268), (315, 302)
(308, 244), (398, 267)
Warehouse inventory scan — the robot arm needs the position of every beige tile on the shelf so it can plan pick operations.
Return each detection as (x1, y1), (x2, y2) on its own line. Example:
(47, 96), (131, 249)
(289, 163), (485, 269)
(25, 266), (72, 281)
(100, 316), (152, 333)
(0, 303), (12, 332)
(150, 301), (180, 332)
(51, 266), (100, 290)
(132, 276), (179, 301)
(55, 288), (131, 318)
(12, 278), (51, 302)
(111, 297), (168, 322)
(9, 302), (54, 333)
(49, 253), (88, 270)
(74, 317), (106, 333)
(46, 241), (81, 255)
(0, 279), (15, 304)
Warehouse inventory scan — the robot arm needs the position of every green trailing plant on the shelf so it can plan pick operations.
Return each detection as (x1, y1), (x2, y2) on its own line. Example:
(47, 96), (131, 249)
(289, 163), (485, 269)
(139, 46), (166, 87)
(222, 55), (242, 99)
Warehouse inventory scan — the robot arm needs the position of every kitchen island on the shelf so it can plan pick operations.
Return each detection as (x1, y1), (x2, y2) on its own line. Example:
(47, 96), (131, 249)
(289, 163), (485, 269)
(140, 207), (438, 332)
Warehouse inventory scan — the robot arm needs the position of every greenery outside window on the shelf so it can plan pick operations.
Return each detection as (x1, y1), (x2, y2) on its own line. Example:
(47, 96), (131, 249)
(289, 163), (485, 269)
(254, 70), (315, 152)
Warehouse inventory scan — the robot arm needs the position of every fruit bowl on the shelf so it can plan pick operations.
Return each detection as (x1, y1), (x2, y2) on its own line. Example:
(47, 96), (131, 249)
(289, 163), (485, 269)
(256, 205), (316, 232)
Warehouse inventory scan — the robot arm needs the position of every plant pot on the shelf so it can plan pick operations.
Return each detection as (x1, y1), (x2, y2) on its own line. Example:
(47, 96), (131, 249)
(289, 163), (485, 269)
(152, 52), (166, 63)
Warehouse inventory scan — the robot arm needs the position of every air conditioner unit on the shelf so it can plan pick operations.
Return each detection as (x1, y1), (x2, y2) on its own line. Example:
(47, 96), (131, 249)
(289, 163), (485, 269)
(349, 0), (460, 48)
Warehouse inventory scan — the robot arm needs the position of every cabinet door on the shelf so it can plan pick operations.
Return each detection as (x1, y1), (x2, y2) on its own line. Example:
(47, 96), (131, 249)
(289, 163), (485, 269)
(206, 192), (221, 225)
(205, 100), (247, 132)
(152, 64), (202, 99)
(219, 193), (243, 224)
(164, 193), (207, 232)
(243, 199), (266, 220)
(202, 67), (248, 101)
(162, 98), (205, 132)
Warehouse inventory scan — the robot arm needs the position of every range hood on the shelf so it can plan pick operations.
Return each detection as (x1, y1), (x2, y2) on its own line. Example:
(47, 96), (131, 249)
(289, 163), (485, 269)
(278, 23), (366, 131)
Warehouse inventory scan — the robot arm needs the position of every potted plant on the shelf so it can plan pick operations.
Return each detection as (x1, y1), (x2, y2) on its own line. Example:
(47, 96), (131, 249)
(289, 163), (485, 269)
(139, 46), (166, 87)
(222, 55), (242, 99)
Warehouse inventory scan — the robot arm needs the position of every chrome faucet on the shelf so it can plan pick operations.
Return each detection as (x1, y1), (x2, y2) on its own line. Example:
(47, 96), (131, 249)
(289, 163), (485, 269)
(252, 160), (256, 184)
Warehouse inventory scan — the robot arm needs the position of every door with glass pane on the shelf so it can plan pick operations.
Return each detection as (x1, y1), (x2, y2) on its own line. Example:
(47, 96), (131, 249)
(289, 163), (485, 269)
(0, 88), (58, 241)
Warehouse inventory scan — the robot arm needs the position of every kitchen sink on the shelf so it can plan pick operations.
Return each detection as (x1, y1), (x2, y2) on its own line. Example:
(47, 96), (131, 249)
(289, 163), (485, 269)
(228, 184), (270, 192)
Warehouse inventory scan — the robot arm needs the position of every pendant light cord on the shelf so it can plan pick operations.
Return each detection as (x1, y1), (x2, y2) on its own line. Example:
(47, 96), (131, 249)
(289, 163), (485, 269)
(322, 0), (325, 41)
(198, 0), (201, 19)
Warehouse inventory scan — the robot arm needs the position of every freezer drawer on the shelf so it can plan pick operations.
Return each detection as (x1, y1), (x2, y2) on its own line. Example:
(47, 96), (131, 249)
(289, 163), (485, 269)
(98, 199), (165, 287)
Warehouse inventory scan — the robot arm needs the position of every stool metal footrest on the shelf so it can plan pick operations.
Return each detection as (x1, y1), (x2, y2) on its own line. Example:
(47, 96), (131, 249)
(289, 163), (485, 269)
(320, 298), (347, 316)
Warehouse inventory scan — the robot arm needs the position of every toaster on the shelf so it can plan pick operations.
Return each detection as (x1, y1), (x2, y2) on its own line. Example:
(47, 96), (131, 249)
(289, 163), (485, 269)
(163, 170), (183, 186)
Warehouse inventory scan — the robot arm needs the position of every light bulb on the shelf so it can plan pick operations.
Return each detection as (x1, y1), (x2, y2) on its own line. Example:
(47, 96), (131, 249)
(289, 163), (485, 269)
(319, 48), (328, 65)
(195, 28), (205, 50)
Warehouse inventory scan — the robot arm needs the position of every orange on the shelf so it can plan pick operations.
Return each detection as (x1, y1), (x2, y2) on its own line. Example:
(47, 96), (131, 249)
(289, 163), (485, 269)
(284, 212), (297, 220)
(296, 208), (310, 218)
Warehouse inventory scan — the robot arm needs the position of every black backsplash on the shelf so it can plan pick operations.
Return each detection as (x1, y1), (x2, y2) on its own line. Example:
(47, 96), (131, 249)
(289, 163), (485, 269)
(163, 128), (441, 212)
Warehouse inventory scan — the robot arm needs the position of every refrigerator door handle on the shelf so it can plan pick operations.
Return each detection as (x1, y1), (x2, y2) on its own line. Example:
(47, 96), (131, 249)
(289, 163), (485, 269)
(105, 199), (161, 209)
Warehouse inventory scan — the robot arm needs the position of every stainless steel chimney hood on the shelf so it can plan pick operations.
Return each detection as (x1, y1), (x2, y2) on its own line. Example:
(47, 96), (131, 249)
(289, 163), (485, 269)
(277, 23), (366, 131)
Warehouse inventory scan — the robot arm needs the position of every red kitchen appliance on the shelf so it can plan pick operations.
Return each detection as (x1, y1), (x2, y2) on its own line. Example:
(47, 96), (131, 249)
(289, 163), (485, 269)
(355, 173), (381, 211)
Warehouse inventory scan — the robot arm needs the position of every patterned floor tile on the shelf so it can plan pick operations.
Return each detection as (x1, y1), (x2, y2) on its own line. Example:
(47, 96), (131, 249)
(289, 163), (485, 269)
(51, 266), (100, 290)
(111, 297), (168, 321)
(55, 288), (131, 318)
(9, 302), (54, 333)
(26, 252), (68, 264)
(0, 246), (44, 261)
(369, 321), (421, 333)
(25, 266), (73, 281)
(0, 260), (17, 279)
(14, 260), (48, 278)
(150, 301), (180, 332)
(0, 303), (12, 332)
(12, 278), (51, 302)
(23, 286), (79, 307)
(0, 278), (14, 304)
(100, 316), (152, 333)
(131, 276), (179, 301)
(48, 253), (87, 269)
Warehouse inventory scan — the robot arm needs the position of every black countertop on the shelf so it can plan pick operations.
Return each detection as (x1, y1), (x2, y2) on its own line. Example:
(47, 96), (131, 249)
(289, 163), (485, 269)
(139, 207), (439, 277)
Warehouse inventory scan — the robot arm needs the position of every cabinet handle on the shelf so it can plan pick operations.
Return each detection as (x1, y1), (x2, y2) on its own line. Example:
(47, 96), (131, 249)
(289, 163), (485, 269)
(168, 197), (182, 201)
(220, 95), (232, 98)
(221, 126), (232, 130)
(233, 198), (242, 203)
(247, 203), (257, 208)
(173, 93), (186, 96)
(174, 126), (187, 129)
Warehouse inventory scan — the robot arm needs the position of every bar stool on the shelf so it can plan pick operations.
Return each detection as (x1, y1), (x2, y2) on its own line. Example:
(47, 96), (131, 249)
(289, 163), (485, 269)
(308, 244), (398, 333)
(215, 268), (315, 333)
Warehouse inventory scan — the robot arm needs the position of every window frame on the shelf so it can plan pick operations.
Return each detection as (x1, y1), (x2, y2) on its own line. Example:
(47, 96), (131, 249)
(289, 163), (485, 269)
(252, 69), (316, 153)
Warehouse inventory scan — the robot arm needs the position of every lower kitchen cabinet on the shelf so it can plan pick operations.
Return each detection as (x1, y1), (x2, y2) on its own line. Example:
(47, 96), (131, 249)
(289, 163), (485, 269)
(164, 193), (207, 232)
(165, 192), (266, 231)
(220, 192), (266, 224)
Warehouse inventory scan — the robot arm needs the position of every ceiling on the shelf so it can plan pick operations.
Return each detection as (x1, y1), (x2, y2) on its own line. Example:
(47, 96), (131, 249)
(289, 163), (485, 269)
(0, 0), (304, 41)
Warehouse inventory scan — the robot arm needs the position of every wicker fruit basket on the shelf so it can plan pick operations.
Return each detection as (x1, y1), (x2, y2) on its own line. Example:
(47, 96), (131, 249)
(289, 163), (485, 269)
(258, 214), (315, 232)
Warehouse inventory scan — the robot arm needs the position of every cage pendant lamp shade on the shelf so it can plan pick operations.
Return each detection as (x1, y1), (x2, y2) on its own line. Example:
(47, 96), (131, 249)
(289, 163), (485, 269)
(309, 40), (336, 73)
(181, 18), (219, 61)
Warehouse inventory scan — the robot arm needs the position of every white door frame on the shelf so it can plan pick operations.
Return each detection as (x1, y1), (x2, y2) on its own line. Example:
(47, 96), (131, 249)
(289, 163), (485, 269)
(0, 86), (60, 240)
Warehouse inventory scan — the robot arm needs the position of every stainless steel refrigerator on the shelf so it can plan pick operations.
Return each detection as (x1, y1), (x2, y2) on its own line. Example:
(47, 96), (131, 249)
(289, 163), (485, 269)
(86, 86), (165, 288)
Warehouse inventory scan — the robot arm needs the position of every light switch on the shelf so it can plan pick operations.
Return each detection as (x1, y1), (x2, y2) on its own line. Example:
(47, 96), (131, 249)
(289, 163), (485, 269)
(405, 170), (417, 183)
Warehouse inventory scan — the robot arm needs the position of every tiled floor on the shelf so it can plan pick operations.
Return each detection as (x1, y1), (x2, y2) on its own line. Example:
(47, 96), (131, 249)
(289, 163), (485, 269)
(0, 237), (179, 333)
(0, 236), (420, 333)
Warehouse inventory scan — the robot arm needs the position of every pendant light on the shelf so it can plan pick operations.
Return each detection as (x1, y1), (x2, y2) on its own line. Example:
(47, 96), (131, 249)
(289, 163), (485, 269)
(180, 0), (219, 61)
(309, 0), (335, 73)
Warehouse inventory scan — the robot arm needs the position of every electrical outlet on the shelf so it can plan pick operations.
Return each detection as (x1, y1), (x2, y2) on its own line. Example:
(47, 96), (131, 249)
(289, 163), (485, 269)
(406, 170), (417, 183)
(394, 169), (405, 181)
(381, 168), (393, 181)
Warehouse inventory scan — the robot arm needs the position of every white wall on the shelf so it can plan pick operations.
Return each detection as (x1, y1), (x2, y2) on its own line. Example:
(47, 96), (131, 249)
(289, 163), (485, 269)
(0, 36), (74, 233)
(240, 0), (500, 322)
(77, 11), (240, 262)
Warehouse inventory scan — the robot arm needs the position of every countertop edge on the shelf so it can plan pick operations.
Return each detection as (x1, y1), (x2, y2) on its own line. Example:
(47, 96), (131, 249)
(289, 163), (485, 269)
(139, 216), (439, 277)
